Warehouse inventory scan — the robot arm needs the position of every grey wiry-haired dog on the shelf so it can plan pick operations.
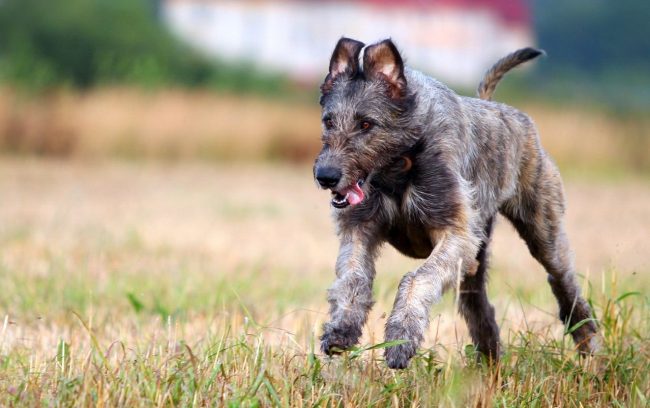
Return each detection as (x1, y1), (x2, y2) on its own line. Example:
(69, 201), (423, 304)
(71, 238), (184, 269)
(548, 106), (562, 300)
(313, 37), (599, 369)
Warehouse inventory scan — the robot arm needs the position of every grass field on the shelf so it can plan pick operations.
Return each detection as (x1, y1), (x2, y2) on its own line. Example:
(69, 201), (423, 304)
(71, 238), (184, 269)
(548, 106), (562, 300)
(0, 158), (648, 406)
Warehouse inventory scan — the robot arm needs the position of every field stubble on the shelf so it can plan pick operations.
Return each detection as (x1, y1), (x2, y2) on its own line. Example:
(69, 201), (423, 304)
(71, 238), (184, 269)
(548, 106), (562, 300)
(0, 159), (648, 406)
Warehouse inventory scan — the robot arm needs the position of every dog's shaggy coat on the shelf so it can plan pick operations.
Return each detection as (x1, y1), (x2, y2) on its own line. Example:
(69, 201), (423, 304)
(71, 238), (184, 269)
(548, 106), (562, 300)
(313, 38), (599, 369)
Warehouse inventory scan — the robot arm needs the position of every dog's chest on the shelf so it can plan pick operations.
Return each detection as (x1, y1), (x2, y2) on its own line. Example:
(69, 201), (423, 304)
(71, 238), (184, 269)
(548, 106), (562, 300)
(372, 167), (455, 259)
(385, 219), (433, 259)
(375, 182), (434, 259)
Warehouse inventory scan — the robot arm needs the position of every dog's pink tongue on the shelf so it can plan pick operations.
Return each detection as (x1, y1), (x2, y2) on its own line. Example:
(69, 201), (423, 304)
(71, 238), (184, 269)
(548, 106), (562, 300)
(346, 183), (365, 206)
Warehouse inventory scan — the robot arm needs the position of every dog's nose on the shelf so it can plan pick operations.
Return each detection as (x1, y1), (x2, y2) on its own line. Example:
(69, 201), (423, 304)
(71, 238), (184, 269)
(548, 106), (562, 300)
(315, 167), (342, 188)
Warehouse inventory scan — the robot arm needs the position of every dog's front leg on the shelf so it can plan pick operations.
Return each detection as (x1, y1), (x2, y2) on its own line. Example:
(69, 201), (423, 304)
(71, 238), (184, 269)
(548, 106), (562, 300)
(321, 226), (380, 355)
(384, 229), (479, 369)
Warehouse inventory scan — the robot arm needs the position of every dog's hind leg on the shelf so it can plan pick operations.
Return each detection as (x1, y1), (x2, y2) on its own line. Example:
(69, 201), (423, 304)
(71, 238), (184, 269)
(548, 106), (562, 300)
(501, 157), (599, 353)
(458, 216), (501, 360)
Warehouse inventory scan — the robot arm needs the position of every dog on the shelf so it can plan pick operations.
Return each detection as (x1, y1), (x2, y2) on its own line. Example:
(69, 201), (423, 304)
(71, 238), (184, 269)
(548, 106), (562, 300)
(313, 37), (599, 369)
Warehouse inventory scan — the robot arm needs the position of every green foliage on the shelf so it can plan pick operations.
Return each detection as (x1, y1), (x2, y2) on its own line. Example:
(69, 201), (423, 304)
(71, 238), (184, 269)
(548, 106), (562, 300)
(533, 0), (650, 76)
(531, 0), (650, 109)
(0, 0), (287, 93)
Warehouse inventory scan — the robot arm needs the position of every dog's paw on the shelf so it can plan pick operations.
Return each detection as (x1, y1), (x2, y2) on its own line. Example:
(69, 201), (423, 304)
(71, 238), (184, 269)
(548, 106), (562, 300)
(320, 323), (361, 356)
(384, 341), (417, 369)
(575, 331), (602, 356)
(570, 319), (600, 355)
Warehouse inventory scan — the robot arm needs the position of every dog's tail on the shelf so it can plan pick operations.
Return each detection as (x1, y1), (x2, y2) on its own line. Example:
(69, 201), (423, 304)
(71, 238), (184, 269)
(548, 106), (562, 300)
(477, 47), (545, 100)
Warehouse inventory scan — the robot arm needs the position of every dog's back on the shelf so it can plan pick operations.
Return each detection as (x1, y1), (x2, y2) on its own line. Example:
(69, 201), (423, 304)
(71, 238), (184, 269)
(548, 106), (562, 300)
(403, 53), (544, 223)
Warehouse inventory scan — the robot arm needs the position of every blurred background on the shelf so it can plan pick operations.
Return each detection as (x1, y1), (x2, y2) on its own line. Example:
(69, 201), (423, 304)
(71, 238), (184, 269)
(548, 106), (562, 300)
(0, 0), (648, 170)
(0, 0), (649, 364)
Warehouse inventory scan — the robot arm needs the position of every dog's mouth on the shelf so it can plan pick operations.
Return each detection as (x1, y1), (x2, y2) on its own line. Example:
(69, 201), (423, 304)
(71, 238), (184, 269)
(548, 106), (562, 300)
(331, 179), (365, 209)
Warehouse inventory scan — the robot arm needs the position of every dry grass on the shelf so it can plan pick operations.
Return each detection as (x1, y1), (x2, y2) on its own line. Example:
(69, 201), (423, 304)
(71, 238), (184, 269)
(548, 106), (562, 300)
(0, 88), (320, 161)
(1, 88), (648, 173)
(523, 103), (650, 175)
(0, 159), (648, 406)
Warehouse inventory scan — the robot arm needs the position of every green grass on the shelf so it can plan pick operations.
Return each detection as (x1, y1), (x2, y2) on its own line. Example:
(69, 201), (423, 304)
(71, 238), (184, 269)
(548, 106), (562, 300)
(0, 284), (648, 406)
(0, 160), (648, 406)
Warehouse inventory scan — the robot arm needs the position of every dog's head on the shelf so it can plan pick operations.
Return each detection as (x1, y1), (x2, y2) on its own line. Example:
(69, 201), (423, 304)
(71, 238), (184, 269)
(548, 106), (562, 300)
(314, 38), (417, 209)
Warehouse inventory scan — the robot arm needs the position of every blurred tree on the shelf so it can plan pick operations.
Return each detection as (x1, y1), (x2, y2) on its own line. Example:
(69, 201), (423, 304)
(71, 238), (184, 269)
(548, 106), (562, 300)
(0, 0), (270, 91)
(534, 0), (650, 75)
(0, 0), (213, 88)
(532, 0), (650, 108)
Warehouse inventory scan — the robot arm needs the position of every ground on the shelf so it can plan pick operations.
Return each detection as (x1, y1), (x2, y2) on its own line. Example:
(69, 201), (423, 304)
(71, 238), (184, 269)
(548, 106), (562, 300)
(0, 158), (648, 406)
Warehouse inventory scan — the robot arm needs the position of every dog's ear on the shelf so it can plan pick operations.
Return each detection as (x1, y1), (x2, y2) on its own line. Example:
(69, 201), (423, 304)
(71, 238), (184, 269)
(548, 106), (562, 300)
(363, 39), (407, 99)
(321, 37), (365, 95)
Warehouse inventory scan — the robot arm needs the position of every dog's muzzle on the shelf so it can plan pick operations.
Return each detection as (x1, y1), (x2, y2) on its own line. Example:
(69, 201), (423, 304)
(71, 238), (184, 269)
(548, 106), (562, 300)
(331, 179), (365, 208)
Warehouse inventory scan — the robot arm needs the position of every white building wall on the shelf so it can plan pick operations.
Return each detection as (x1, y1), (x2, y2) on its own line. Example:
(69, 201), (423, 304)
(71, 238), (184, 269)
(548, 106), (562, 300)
(163, 0), (534, 87)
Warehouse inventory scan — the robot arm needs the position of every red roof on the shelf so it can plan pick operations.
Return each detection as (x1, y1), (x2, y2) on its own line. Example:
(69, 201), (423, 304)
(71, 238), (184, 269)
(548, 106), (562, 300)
(349, 0), (530, 25)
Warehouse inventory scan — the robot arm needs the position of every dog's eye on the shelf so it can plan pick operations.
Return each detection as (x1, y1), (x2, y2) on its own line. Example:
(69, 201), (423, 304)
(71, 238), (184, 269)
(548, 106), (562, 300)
(360, 121), (373, 131)
(324, 119), (334, 130)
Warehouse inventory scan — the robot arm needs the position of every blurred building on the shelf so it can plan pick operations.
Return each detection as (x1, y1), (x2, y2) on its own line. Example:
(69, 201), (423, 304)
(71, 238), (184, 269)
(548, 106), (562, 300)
(162, 0), (533, 87)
